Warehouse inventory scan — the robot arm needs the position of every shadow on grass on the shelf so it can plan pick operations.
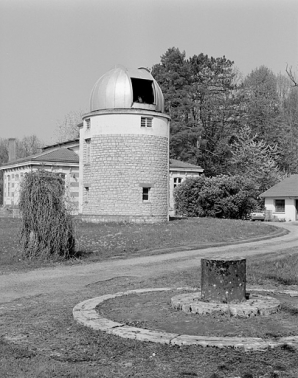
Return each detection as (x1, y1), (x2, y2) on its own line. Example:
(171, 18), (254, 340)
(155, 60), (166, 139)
(281, 304), (298, 315)
(264, 275), (298, 286)
(169, 216), (188, 221)
(73, 250), (94, 259)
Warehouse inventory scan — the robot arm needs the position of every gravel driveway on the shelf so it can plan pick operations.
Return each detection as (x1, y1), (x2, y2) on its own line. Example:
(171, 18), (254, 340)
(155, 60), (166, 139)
(0, 222), (297, 305)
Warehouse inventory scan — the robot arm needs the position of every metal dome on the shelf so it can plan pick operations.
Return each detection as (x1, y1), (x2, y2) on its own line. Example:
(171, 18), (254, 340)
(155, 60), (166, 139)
(90, 66), (164, 113)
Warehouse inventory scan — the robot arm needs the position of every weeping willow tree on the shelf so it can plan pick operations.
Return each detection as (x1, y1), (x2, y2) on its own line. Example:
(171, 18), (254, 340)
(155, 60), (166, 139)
(19, 170), (75, 259)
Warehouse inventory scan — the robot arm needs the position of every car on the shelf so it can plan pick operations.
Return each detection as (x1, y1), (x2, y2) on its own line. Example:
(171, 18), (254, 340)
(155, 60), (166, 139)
(250, 211), (265, 221)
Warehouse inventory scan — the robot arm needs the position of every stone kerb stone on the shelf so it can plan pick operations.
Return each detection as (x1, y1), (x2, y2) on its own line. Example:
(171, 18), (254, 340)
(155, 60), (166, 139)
(171, 292), (281, 317)
(73, 287), (298, 352)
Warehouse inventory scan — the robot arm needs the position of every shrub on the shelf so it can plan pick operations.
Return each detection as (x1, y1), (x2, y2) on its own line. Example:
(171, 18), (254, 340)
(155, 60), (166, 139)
(174, 175), (258, 219)
(19, 170), (75, 259)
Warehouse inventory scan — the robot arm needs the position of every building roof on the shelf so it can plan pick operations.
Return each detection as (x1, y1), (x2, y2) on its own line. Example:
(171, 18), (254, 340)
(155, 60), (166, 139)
(0, 148), (79, 170)
(169, 159), (203, 171)
(37, 148), (79, 163)
(90, 66), (164, 113)
(260, 175), (298, 197)
(42, 138), (79, 151)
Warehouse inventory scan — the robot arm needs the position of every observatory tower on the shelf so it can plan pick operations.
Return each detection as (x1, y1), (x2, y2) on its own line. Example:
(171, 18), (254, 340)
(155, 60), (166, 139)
(79, 66), (170, 223)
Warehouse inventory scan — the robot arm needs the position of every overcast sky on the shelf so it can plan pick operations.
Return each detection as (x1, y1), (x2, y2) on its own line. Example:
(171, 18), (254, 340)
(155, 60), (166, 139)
(0, 0), (297, 145)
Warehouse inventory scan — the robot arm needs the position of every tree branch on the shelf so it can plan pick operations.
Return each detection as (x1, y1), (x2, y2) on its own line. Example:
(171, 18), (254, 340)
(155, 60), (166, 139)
(286, 65), (298, 87)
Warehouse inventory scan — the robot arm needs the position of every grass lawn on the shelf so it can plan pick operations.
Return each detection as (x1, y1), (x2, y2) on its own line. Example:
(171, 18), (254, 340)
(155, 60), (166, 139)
(0, 217), (279, 272)
(1, 217), (298, 377)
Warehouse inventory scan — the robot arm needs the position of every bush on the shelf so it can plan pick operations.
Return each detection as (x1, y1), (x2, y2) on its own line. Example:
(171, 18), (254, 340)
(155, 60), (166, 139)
(174, 175), (258, 219)
(19, 170), (75, 259)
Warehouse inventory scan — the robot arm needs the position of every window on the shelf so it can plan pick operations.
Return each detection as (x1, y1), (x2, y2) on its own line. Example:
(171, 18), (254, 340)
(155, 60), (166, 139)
(275, 199), (285, 213)
(85, 139), (91, 164)
(174, 177), (182, 188)
(86, 119), (90, 129)
(141, 117), (152, 128)
(7, 183), (10, 197)
(131, 78), (154, 104)
(142, 187), (151, 202)
(84, 187), (90, 203)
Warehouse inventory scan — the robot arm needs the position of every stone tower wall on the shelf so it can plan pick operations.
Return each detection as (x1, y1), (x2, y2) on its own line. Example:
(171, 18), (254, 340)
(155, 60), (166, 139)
(80, 111), (170, 223)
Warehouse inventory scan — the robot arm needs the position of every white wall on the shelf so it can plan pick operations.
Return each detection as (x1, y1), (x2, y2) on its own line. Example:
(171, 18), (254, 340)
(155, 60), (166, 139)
(89, 113), (169, 138)
(264, 197), (297, 221)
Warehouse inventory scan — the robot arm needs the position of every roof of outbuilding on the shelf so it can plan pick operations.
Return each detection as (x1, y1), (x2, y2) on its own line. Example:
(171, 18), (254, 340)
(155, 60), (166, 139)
(260, 174), (298, 197)
(42, 138), (79, 151)
(37, 148), (79, 163)
(0, 148), (79, 169)
(169, 159), (203, 171)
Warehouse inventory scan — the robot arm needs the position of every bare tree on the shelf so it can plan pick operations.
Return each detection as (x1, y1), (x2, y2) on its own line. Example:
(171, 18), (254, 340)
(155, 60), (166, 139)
(286, 65), (298, 87)
(16, 135), (43, 158)
(0, 138), (9, 166)
(0, 135), (42, 205)
(276, 73), (292, 102)
(55, 111), (84, 143)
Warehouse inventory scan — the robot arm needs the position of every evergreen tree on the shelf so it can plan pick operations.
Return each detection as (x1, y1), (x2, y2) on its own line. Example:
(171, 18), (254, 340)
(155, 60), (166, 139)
(152, 48), (241, 175)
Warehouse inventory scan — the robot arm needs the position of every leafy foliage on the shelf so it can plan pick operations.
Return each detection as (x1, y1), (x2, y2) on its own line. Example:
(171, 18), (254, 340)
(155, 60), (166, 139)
(19, 170), (75, 259)
(174, 175), (258, 219)
(229, 125), (283, 193)
(152, 49), (298, 178)
(242, 66), (282, 141)
(152, 48), (240, 175)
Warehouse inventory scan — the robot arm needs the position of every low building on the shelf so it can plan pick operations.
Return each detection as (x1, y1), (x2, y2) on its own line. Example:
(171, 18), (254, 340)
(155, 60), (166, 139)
(0, 139), (80, 213)
(0, 138), (203, 217)
(169, 159), (204, 216)
(260, 175), (298, 221)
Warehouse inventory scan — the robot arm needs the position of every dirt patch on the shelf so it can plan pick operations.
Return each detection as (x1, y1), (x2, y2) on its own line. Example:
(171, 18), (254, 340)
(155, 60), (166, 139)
(96, 289), (298, 339)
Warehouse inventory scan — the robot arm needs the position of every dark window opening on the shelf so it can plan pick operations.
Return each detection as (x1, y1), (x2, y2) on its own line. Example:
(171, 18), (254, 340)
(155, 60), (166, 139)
(131, 78), (154, 104)
(84, 187), (90, 203)
(174, 177), (182, 188)
(275, 199), (285, 213)
(142, 187), (151, 201)
(85, 138), (91, 164)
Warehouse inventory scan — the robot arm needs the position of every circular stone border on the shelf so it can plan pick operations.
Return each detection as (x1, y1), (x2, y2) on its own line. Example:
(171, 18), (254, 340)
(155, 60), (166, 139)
(73, 287), (298, 351)
(171, 292), (280, 317)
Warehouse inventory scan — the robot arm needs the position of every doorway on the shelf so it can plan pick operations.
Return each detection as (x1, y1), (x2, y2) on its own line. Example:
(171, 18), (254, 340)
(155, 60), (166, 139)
(296, 200), (298, 221)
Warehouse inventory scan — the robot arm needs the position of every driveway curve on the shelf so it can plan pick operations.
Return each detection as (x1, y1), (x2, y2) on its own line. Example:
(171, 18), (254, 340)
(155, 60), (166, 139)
(1, 222), (297, 304)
